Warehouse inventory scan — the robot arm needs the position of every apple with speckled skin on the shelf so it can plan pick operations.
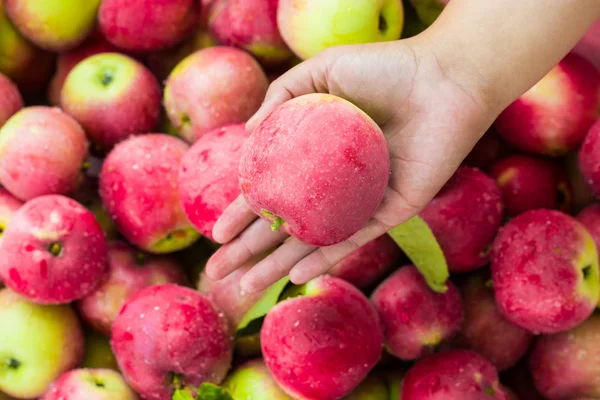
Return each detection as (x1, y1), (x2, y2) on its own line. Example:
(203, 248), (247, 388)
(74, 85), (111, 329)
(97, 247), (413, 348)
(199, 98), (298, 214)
(261, 275), (383, 399)
(277, 0), (404, 60)
(240, 93), (390, 246)
(371, 265), (463, 361)
(111, 284), (233, 400)
(495, 53), (600, 156)
(419, 166), (504, 273)
(164, 46), (268, 143)
(0, 107), (88, 201)
(99, 0), (201, 52)
(61, 53), (162, 152)
(0, 195), (108, 304)
(0, 288), (84, 398)
(0, 72), (22, 127)
(409, 0), (450, 26)
(491, 209), (600, 334)
(530, 314), (600, 400)
(401, 349), (508, 400)
(81, 331), (119, 371)
(41, 369), (138, 400)
(3, 0), (101, 51)
(578, 119), (600, 200)
(100, 134), (200, 254)
(77, 241), (187, 336)
(209, 0), (292, 65)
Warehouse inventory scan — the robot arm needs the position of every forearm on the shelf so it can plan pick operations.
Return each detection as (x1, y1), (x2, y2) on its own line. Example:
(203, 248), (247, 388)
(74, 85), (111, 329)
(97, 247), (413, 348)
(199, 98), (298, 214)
(422, 0), (600, 113)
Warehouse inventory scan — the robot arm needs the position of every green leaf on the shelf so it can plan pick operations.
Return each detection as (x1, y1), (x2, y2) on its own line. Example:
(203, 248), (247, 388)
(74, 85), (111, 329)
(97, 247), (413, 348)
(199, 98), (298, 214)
(172, 389), (195, 400)
(196, 383), (233, 400)
(387, 215), (449, 293)
(236, 276), (291, 335)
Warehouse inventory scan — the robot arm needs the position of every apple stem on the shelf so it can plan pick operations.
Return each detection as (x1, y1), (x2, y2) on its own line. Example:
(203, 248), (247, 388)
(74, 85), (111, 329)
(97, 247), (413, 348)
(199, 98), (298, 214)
(270, 217), (284, 231)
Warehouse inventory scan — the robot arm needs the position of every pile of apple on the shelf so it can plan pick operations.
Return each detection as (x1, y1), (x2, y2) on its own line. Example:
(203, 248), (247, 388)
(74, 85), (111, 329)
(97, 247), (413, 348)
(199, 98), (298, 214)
(1, 0), (600, 399)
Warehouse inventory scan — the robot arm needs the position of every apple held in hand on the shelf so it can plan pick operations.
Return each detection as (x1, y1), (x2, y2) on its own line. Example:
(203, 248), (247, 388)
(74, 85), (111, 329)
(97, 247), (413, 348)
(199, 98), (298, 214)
(41, 369), (138, 400)
(0, 72), (22, 127)
(239, 93), (390, 247)
(0, 288), (84, 399)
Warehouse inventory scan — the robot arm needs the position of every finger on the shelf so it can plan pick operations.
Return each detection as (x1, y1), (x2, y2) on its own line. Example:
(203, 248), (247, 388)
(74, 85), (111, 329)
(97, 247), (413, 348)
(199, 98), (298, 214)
(205, 218), (289, 280)
(240, 238), (316, 293)
(212, 195), (258, 244)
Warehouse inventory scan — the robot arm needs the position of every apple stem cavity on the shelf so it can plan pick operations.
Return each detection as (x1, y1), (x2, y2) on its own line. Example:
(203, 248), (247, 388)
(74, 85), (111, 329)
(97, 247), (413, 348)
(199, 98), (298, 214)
(583, 264), (593, 280)
(378, 14), (388, 32)
(5, 358), (20, 370)
(97, 66), (116, 87)
(48, 242), (63, 257)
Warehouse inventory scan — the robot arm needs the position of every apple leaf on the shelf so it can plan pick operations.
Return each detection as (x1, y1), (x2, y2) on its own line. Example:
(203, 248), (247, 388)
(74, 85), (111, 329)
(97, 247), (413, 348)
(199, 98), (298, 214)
(236, 275), (291, 336)
(387, 215), (449, 293)
(172, 389), (195, 400)
(196, 383), (233, 400)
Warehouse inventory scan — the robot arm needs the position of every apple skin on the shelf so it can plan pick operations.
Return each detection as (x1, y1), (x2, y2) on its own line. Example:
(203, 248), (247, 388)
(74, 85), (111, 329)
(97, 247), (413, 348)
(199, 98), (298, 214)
(99, 0), (201, 52)
(0, 288), (84, 399)
(99, 134), (200, 254)
(495, 53), (600, 156)
(0, 188), (22, 243)
(277, 0), (404, 60)
(41, 368), (138, 400)
(0, 195), (108, 304)
(111, 284), (233, 400)
(261, 275), (383, 399)
(409, 0), (450, 26)
(61, 53), (162, 152)
(371, 265), (463, 361)
(0, 72), (22, 127)
(453, 273), (533, 371)
(462, 129), (512, 172)
(573, 20), (600, 71)
(223, 359), (292, 400)
(401, 349), (508, 400)
(328, 234), (403, 289)
(577, 204), (600, 270)
(77, 241), (188, 336)
(81, 330), (120, 371)
(164, 46), (269, 143)
(489, 154), (572, 217)
(239, 93), (390, 247)
(3, 0), (100, 51)
(419, 166), (504, 273)
(566, 151), (595, 213)
(0, 106), (89, 201)
(577, 119), (600, 199)
(529, 314), (600, 400)
(491, 209), (600, 334)
(209, 0), (292, 65)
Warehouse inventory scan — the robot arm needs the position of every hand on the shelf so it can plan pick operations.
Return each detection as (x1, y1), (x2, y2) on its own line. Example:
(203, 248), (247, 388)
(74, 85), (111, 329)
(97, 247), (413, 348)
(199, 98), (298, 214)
(204, 37), (501, 293)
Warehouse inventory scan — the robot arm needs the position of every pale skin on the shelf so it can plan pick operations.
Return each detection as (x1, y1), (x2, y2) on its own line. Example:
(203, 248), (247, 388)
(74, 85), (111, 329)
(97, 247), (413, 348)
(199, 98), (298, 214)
(205, 0), (600, 293)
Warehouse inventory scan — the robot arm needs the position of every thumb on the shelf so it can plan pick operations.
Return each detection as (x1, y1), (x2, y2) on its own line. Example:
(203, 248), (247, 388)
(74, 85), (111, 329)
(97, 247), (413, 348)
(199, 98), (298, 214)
(246, 53), (331, 133)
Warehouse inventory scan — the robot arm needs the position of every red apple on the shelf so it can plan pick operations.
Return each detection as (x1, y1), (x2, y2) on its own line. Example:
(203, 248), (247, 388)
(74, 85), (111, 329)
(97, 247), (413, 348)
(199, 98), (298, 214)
(41, 368), (138, 400)
(261, 275), (383, 399)
(419, 166), (504, 273)
(178, 124), (249, 241)
(0, 195), (108, 304)
(0, 72), (22, 127)
(462, 128), (512, 171)
(495, 53), (600, 156)
(77, 241), (187, 336)
(239, 93), (390, 246)
(577, 203), (600, 255)
(164, 46), (268, 143)
(0, 106), (88, 201)
(111, 284), (233, 399)
(566, 151), (595, 213)
(573, 20), (600, 71)
(99, 134), (200, 254)
(578, 119), (600, 199)
(222, 359), (292, 399)
(371, 265), (463, 361)
(491, 209), (600, 334)
(0, 188), (22, 244)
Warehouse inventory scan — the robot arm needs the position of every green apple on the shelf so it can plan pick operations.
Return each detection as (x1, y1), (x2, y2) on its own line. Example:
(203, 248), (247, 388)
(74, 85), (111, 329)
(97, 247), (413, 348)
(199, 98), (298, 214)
(81, 331), (120, 372)
(0, 288), (84, 398)
(277, 0), (404, 59)
(223, 359), (291, 400)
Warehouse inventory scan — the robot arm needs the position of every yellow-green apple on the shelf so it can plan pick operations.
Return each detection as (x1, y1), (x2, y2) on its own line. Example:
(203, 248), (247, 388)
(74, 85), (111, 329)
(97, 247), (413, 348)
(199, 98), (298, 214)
(61, 53), (162, 152)
(371, 265), (463, 361)
(0, 106), (88, 201)
(223, 359), (292, 400)
(41, 369), (138, 400)
(495, 53), (600, 156)
(261, 275), (383, 399)
(81, 330), (120, 371)
(164, 46), (268, 143)
(0, 195), (108, 304)
(529, 314), (600, 400)
(3, 0), (101, 51)
(99, 0), (201, 52)
(111, 284), (233, 399)
(178, 124), (249, 241)
(462, 129), (512, 172)
(578, 119), (600, 199)
(77, 240), (187, 335)
(277, 0), (404, 59)
(409, 0), (450, 26)
(0, 288), (84, 398)
(209, 0), (292, 65)
(419, 166), (504, 273)
(401, 349), (507, 400)
(0, 72), (22, 127)
(239, 93), (390, 246)
(490, 154), (572, 217)
(99, 134), (200, 254)
(328, 234), (403, 289)
(491, 209), (600, 334)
